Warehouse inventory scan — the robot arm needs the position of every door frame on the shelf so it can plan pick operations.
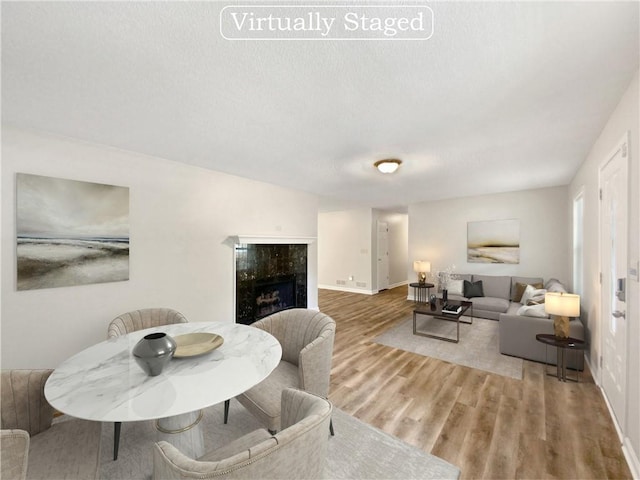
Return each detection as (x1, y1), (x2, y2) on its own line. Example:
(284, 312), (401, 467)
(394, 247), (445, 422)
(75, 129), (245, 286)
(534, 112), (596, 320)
(598, 131), (629, 429)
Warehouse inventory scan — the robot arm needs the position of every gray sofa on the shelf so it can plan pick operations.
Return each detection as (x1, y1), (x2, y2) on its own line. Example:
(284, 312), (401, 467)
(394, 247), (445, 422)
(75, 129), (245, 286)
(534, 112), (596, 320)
(439, 273), (585, 369)
(441, 274), (544, 320)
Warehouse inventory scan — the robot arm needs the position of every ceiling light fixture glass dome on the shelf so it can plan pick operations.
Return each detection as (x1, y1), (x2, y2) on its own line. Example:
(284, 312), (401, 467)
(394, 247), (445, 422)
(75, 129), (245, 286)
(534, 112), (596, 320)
(374, 159), (402, 174)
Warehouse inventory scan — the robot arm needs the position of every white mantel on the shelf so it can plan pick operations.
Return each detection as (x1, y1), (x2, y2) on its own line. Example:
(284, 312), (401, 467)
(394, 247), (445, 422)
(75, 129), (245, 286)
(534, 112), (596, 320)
(230, 235), (316, 245)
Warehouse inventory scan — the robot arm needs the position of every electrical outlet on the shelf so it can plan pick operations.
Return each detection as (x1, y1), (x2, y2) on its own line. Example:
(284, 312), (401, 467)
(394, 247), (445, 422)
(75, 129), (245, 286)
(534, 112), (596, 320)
(348, 275), (354, 281)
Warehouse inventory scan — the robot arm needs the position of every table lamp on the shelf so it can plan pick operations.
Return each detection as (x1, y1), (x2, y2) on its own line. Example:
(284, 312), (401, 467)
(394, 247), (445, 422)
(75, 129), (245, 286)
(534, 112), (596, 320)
(545, 292), (580, 338)
(413, 261), (431, 285)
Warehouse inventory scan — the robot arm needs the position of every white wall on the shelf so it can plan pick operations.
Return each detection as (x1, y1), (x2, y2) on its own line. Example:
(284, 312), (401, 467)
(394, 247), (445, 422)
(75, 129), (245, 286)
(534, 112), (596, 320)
(569, 70), (639, 475)
(317, 208), (373, 293)
(1, 127), (319, 369)
(408, 186), (570, 286)
(318, 209), (409, 294)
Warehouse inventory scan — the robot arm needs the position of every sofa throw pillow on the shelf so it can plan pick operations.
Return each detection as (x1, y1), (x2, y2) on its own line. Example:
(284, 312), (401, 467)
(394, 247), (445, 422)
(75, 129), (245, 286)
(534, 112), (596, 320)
(520, 286), (547, 306)
(516, 303), (549, 318)
(448, 279), (464, 296)
(513, 282), (543, 303)
(527, 292), (547, 305)
(545, 278), (568, 293)
(463, 280), (484, 298)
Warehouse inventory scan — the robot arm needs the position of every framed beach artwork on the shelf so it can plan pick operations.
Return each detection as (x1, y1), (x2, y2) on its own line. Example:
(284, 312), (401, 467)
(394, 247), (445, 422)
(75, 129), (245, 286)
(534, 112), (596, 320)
(16, 173), (130, 291)
(467, 219), (520, 264)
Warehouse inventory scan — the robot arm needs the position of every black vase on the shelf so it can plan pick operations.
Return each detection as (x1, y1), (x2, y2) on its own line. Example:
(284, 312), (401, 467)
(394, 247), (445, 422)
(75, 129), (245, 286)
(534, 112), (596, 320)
(442, 289), (448, 302)
(132, 332), (177, 376)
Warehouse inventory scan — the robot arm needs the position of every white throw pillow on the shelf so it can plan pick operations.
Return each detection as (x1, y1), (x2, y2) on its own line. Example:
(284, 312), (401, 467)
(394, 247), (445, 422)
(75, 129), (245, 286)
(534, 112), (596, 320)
(517, 303), (549, 318)
(520, 285), (546, 306)
(519, 285), (535, 305)
(448, 279), (464, 296)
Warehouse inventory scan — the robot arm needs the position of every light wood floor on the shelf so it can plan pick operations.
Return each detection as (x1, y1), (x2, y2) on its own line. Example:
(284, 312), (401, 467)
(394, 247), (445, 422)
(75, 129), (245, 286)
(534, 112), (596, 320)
(319, 286), (631, 480)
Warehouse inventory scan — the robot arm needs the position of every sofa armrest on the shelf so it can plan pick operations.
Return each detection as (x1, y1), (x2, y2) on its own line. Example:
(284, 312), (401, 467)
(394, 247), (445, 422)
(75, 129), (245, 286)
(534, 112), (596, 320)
(499, 312), (584, 368)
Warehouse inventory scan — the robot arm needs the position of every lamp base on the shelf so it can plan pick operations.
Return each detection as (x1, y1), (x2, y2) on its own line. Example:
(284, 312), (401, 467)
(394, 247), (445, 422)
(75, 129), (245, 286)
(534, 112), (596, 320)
(418, 273), (426, 285)
(553, 315), (570, 338)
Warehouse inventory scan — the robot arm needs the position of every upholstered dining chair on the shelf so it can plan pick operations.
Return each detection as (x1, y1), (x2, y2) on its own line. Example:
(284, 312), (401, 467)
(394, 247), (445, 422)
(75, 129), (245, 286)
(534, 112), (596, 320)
(224, 308), (336, 435)
(107, 307), (188, 459)
(0, 369), (102, 480)
(107, 307), (188, 339)
(153, 388), (332, 480)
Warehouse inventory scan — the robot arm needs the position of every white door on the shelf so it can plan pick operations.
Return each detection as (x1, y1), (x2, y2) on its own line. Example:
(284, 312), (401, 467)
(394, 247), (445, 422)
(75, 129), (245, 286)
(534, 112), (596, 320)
(600, 134), (628, 428)
(377, 221), (389, 292)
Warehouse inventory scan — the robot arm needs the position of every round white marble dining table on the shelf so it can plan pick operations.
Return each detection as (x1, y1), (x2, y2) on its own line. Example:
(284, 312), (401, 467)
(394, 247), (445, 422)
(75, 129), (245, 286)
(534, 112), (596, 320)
(44, 321), (282, 458)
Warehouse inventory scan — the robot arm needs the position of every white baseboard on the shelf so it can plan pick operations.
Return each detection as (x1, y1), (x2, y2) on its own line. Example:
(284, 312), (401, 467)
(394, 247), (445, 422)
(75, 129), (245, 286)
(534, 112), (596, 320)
(388, 281), (408, 289)
(623, 438), (640, 480)
(318, 284), (375, 295)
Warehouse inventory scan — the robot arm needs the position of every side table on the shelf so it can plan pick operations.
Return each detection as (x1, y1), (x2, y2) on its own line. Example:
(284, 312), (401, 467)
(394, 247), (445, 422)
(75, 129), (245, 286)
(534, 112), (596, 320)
(409, 282), (434, 304)
(535, 334), (587, 382)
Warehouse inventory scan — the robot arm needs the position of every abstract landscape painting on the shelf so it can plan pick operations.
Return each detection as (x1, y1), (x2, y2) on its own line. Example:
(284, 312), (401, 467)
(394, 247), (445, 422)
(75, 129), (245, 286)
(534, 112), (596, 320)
(17, 173), (129, 290)
(467, 219), (520, 264)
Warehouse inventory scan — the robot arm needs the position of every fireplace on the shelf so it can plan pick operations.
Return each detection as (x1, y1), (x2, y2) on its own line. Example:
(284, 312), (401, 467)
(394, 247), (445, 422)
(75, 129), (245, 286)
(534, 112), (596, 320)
(233, 239), (310, 325)
(254, 275), (296, 319)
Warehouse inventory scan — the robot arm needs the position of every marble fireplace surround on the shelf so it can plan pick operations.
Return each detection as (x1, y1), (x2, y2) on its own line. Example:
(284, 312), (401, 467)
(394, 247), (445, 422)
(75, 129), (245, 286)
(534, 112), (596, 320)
(229, 235), (315, 325)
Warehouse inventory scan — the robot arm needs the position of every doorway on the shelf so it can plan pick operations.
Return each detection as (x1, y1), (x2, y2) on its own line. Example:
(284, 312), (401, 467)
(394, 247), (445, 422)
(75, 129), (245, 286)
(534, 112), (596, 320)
(599, 133), (629, 428)
(377, 221), (389, 292)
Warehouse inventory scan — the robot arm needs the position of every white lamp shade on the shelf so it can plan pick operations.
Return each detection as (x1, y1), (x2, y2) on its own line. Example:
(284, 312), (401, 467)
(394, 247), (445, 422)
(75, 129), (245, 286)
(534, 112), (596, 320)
(413, 261), (431, 273)
(545, 292), (580, 317)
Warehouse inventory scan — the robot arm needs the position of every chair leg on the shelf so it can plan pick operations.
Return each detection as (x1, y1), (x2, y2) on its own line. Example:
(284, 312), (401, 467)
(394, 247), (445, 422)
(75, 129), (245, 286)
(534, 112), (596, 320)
(224, 399), (230, 424)
(329, 418), (335, 436)
(113, 422), (122, 460)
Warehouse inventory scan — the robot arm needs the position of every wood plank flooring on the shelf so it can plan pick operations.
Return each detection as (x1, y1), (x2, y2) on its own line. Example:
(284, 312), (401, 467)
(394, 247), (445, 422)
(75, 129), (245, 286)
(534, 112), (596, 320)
(319, 286), (631, 479)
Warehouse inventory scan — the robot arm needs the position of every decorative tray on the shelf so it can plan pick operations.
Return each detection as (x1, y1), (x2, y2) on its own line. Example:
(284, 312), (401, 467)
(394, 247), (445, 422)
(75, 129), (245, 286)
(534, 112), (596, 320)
(173, 333), (224, 358)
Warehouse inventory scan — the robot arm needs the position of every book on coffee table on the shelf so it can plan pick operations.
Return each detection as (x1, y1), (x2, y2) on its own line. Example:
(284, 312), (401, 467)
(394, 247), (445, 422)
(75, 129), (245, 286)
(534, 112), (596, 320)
(442, 304), (462, 314)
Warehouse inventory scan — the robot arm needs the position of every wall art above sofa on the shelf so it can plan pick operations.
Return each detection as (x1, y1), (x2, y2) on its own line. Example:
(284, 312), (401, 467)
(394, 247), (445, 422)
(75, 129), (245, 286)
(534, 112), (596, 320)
(467, 219), (520, 264)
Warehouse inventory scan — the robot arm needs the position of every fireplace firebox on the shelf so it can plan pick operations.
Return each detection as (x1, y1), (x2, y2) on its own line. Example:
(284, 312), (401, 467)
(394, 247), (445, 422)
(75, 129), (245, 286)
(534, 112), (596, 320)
(254, 275), (296, 319)
(235, 243), (307, 325)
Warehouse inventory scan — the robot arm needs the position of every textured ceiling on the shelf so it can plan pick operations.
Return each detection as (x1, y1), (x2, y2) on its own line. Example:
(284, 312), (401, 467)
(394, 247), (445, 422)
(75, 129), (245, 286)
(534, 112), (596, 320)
(2, 1), (639, 212)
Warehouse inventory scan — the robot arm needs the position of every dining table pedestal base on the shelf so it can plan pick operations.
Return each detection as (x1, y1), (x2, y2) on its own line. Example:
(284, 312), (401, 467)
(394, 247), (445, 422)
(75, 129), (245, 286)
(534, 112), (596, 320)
(156, 410), (205, 459)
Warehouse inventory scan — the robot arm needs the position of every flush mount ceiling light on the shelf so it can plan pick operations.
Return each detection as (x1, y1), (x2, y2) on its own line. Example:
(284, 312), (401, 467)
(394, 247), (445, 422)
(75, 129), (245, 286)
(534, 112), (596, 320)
(374, 159), (402, 174)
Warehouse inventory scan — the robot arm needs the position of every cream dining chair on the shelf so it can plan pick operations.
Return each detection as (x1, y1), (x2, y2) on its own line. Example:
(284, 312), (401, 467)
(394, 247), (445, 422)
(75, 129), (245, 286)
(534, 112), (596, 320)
(107, 307), (188, 459)
(0, 369), (102, 480)
(224, 308), (336, 435)
(153, 388), (332, 480)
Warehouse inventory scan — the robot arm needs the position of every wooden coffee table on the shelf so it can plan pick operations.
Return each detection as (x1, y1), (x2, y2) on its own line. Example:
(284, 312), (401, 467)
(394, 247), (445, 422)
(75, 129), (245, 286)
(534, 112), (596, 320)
(413, 299), (473, 343)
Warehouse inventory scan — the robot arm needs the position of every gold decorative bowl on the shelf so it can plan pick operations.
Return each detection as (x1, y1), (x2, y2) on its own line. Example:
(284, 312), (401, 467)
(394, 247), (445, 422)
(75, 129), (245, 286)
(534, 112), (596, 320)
(173, 333), (224, 358)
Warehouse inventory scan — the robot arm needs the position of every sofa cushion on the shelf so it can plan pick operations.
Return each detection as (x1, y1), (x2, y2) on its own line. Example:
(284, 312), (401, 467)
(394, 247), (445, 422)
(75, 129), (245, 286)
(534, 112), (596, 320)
(464, 280), (484, 298)
(510, 276), (544, 301)
(516, 303), (549, 318)
(505, 303), (521, 315)
(472, 275), (510, 300)
(471, 296), (510, 313)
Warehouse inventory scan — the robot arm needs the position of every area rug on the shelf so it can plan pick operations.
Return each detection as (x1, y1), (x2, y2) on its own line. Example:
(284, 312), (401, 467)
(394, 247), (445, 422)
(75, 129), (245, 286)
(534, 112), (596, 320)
(99, 399), (460, 479)
(373, 315), (523, 380)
